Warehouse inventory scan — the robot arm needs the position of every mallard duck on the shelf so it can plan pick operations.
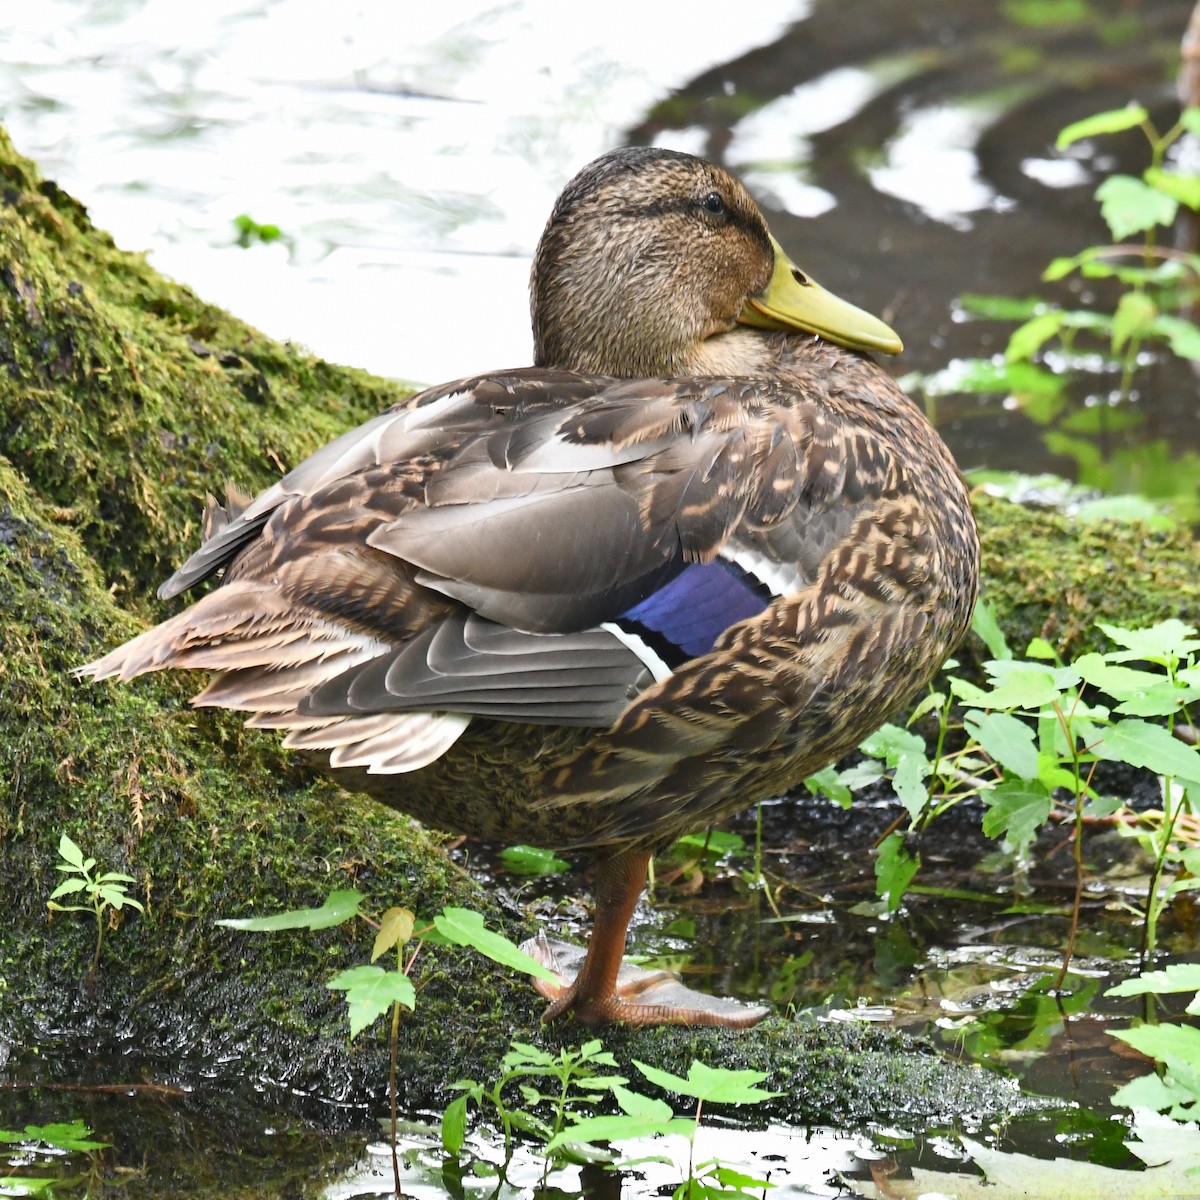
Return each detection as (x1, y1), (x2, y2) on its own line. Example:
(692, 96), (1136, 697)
(80, 148), (979, 1029)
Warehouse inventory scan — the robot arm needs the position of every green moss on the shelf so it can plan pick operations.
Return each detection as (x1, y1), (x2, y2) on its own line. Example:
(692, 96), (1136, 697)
(0, 453), (500, 1100)
(974, 491), (1200, 666)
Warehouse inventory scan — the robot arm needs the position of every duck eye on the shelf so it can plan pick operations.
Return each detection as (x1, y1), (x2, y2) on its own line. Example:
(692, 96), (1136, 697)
(701, 191), (726, 216)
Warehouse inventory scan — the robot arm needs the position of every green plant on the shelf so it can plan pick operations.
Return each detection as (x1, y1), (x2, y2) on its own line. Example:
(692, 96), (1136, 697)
(796, 609), (1200, 1134)
(443, 1039), (631, 1166)
(46, 834), (144, 975)
(217, 893), (553, 1195)
(498, 844), (570, 877)
(826, 613), (1200, 951)
(548, 1059), (778, 1199)
(232, 212), (284, 248)
(0, 1121), (108, 1198)
(1107, 963), (1200, 1121)
(915, 105), (1200, 520)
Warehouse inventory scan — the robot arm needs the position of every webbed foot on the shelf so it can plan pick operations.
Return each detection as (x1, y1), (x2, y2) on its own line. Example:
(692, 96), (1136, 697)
(521, 932), (770, 1029)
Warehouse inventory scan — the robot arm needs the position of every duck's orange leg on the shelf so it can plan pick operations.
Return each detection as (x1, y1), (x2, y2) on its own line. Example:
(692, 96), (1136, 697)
(524, 847), (769, 1029)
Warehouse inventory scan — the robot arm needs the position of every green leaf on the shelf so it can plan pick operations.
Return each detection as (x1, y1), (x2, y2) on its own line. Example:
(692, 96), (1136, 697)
(1056, 104), (1148, 148)
(672, 830), (746, 864)
(633, 1060), (778, 1104)
(972, 600), (1011, 660)
(1025, 637), (1058, 660)
(372, 907), (415, 962)
(1004, 0), (1088, 29)
(1005, 311), (1063, 363)
(1088, 259), (1188, 286)
(1144, 167), (1200, 210)
(1109, 1070), (1197, 1116)
(326, 965), (415, 1038)
(1111, 1021), (1200, 1069)
(1058, 310), (1117, 336)
(908, 690), (947, 723)
(433, 907), (557, 981)
(1039, 754), (1085, 794)
(498, 844), (570, 877)
(835, 761), (884, 791)
(98, 886), (142, 911)
(918, 357), (1064, 402)
(1116, 683), (1200, 717)
(958, 668), (1066, 712)
(1111, 290), (1158, 352)
(1074, 495), (1174, 531)
(503, 1040), (555, 1068)
(441, 1094), (468, 1154)
(0, 1176), (59, 1197)
(704, 1164), (776, 1191)
(95, 871), (137, 884)
(874, 831), (919, 914)
(56, 833), (85, 869)
(802, 766), (852, 807)
(683, 1060), (779, 1104)
(216, 888), (363, 931)
(1095, 174), (1178, 239)
(1091, 719), (1200, 783)
(958, 293), (1045, 320)
(48, 878), (87, 899)
(1108, 963), (1200, 998)
(545, 1112), (693, 1152)
(859, 725), (928, 819)
(1098, 619), (1200, 665)
(19, 1120), (108, 1152)
(1074, 653), (1165, 699)
(859, 724), (926, 761)
(964, 711), (1038, 778)
(1042, 253), (1082, 282)
(612, 1083), (673, 1118)
(1154, 314), (1200, 360)
(891, 754), (929, 821)
(982, 779), (1053, 851)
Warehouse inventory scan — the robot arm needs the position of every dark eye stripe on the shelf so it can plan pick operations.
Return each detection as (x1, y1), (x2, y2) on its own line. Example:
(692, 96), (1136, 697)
(617, 197), (772, 255)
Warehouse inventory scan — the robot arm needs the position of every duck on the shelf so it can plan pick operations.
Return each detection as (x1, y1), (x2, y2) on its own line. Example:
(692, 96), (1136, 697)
(79, 147), (980, 1029)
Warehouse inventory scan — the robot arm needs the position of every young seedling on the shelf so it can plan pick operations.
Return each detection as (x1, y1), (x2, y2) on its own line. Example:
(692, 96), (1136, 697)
(46, 834), (144, 976)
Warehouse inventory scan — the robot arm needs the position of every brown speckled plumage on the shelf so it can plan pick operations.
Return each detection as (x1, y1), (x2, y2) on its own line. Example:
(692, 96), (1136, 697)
(81, 149), (978, 1028)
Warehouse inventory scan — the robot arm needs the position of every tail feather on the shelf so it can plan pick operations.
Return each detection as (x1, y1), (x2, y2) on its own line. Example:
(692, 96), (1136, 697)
(76, 581), (472, 774)
(323, 712), (471, 773)
(194, 655), (381, 711)
(76, 584), (387, 682)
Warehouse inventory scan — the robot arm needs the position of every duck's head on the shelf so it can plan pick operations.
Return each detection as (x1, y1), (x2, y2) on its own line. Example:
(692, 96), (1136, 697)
(531, 147), (901, 378)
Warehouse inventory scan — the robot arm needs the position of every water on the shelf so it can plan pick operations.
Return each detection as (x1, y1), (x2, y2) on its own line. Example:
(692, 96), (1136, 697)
(2, 0), (1199, 1195)
(0, 0), (803, 383)
(3, 1), (1195, 482)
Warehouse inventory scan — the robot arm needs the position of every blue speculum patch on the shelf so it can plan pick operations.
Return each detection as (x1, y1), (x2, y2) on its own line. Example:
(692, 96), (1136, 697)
(618, 559), (772, 665)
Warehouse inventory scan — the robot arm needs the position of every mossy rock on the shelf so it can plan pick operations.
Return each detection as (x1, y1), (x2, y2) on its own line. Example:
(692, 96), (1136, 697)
(973, 490), (1200, 664)
(0, 125), (1192, 1130)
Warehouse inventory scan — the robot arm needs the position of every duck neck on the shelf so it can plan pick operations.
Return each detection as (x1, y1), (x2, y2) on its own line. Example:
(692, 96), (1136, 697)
(683, 327), (800, 378)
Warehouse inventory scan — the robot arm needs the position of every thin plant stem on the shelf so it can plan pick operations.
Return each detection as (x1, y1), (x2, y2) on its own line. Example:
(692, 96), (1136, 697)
(688, 1098), (703, 1194)
(389, 997), (402, 1199)
(1139, 782), (1184, 964)
(1054, 786), (1087, 993)
(90, 906), (105, 977)
(1052, 704), (1096, 991)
